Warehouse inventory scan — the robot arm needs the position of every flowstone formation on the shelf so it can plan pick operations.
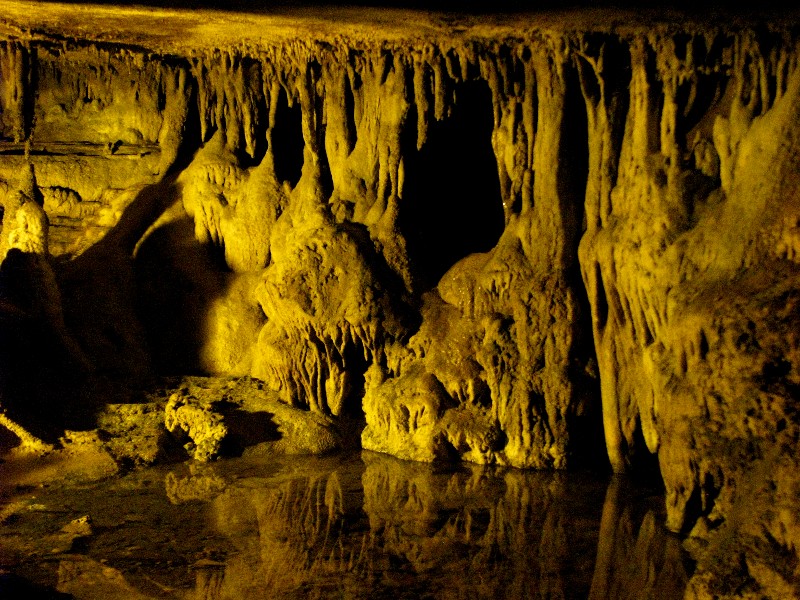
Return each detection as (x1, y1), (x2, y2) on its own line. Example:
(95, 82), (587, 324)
(1, 2), (800, 596)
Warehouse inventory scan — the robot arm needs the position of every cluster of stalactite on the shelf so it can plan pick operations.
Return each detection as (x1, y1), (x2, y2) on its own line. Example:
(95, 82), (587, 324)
(1, 21), (800, 597)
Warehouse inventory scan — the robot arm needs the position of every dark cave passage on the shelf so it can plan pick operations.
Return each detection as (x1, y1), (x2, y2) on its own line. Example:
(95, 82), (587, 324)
(271, 87), (304, 188)
(399, 80), (505, 289)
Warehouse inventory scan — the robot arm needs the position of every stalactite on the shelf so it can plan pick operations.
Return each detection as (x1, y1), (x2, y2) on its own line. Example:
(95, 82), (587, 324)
(1, 18), (800, 596)
(0, 41), (29, 142)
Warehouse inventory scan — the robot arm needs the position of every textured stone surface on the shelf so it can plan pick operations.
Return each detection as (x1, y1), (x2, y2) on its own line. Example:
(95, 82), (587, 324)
(0, 3), (799, 596)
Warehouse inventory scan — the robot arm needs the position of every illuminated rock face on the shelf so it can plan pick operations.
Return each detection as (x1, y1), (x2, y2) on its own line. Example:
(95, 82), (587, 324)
(0, 33), (599, 471)
(1, 10), (800, 596)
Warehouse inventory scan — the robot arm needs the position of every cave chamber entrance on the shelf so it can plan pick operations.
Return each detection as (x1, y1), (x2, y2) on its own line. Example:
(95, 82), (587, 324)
(399, 80), (505, 290)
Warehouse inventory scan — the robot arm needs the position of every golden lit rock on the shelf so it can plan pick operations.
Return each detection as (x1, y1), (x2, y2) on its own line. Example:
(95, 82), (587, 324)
(0, 2), (798, 597)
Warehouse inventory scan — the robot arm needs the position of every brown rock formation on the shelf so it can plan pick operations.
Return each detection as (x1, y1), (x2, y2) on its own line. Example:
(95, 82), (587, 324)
(0, 2), (799, 595)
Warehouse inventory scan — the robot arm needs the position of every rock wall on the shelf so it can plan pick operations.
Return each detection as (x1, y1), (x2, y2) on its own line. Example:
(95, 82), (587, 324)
(1, 11), (800, 596)
(1, 35), (599, 468)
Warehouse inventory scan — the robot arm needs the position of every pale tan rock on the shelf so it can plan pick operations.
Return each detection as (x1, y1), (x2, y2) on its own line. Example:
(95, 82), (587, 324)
(162, 376), (348, 460)
(58, 556), (157, 600)
(361, 363), (454, 462)
(97, 402), (173, 466)
(164, 391), (229, 462)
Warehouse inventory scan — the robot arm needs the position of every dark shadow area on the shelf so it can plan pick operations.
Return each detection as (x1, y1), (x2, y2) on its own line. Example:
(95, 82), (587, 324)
(0, 572), (73, 600)
(625, 416), (663, 479)
(644, 46), (665, 157)
(235, 58), (269, 168)
(335, 340), (370, 422)
(271, 87), (304, 188)
(399, 80), (504, 289)
(343, 72), (358, 155)
(606, 39), (632, 194)
(134, 216), (231, 375)
(0, 157), (215, 446)
(131, 72), (233, 376)
(560, 57), (589, 245)
(0, 257), (92, 442)
(53, 76), (206, 379)
(594, 263), (609, 332)
(311, 59), (336, 200)
(679, 469), (722, 536)
(558, 61), (608, 472)
(0, 163), (199, 446)
(57, 176), (187, 380)
(0, 424), (21, 454)
(218, 407), (282, 456)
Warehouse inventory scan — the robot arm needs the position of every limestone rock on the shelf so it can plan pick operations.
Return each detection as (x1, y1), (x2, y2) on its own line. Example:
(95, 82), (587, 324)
(0, 6), (799, 596)
(97, 402), (176, 466)
(57, 556), (156, 600)
(165, 391), (229, 462)
(163, 377), (348, 460)
(361, 362), (456, 462)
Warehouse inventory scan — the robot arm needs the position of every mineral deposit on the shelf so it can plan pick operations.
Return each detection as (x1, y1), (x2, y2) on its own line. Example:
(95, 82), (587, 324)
(0, 2), (799, 596)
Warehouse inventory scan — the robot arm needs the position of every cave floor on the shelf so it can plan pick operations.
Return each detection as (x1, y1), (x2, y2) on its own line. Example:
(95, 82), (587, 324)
(0, 450), (686, 599)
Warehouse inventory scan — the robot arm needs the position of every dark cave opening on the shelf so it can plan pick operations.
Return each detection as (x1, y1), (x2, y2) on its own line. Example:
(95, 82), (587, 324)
(344, 71), (358, 155)
(271, 87), (304, 188)
(399, 80), (504, 290)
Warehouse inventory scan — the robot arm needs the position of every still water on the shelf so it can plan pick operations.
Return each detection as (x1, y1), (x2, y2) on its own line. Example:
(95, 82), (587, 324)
(0, 451), (690, 599)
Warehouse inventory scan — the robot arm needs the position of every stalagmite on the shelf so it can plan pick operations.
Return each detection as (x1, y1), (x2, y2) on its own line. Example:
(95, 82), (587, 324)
(0, 3), (799, 596)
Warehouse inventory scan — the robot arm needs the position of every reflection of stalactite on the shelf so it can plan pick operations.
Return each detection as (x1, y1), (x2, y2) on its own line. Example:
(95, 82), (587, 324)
(196, 454), (687, 599)
(0, 41), (32, 142)
(191, 564), (225, 600)
(589, 477), (689, 600)
(210, 464), (369, 598)
(165, 463), (227, 504)
(0, 450), (692, 600)
(360, 452), (605, 599)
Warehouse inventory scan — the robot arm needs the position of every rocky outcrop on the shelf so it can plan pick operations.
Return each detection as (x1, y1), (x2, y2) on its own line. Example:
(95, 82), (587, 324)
(0, 4), (799, 596)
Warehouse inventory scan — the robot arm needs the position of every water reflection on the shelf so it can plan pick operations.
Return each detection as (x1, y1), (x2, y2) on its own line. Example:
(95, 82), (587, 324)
(589, 478), (690, 600)
(361, 454), (602, 599)
(0, 452), (691, 599)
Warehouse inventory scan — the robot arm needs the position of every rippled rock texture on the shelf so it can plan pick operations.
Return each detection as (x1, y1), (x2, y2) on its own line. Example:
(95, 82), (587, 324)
(0, 2), (799, 596)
